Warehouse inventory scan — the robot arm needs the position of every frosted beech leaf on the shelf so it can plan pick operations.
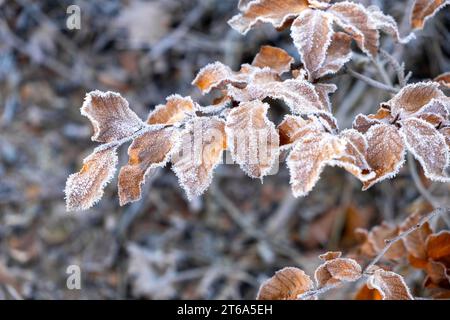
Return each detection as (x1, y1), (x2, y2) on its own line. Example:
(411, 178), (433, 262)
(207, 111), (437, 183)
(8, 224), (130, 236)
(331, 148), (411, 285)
(192, 62), (241, 94)
(65, 147), (118, 211)
(228, 0), (310, 35)
(291, 9), (334, 78)
(147, 95), (194, 125)
(411, 0), (450, 29)
(368, 222), (406, 260)
(367, 269), (414, 300)
(434, 72), (450, 88)
(400, 212), (433, 261)
(118, 127), (178, 206)
(278, 115), (323, 146)
(314, 258), (362, 288)
(226, 101), (279, 178)
(312, 32), (353, 80)
(367, 5), (415, 44)
(355, 284), (383, 300)
(81, 90), (144, 143)
(256, 267), (314, 300)
(171, 117), (226, 199)
(352, 114), (382, 134)
(362, 124), (406, 190)
(287, 131), (347, 197)
(426, 231), (450, 264)
(308, 0), (331, 10)
(385, 82), (446, 118)
(328, 1), (379, 57)
(424, 260), (450, 287)
(412, 98), (450, 126)
(314, 83), (337, 113)
(316, 112), (339, 133)
(318, 251), (342, 261)
(441, 127), (450, 149)
(399, 117), (450, 182)
(252, 45), (294, 75)
(335, 129), (375, 182)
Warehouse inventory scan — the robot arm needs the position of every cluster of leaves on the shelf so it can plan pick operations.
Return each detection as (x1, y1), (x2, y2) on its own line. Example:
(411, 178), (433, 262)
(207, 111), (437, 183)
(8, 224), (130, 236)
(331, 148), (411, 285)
(257, 209), (450, 300)
(65, 0), (450, 212)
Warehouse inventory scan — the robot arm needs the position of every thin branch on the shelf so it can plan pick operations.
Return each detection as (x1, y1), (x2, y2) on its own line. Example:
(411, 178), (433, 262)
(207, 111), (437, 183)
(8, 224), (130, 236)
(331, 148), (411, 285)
(345, 67), (399, 93)
(363, 208), (447, 273)
(380, 49), (408, 87)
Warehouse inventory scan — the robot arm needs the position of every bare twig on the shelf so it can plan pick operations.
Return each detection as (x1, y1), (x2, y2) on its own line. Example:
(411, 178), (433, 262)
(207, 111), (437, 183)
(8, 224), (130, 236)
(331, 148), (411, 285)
(345, 67), (399, 93)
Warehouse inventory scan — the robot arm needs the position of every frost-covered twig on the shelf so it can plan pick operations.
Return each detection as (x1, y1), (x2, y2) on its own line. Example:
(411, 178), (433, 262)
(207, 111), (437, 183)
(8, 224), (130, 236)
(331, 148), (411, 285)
(345, 67), (399, 93)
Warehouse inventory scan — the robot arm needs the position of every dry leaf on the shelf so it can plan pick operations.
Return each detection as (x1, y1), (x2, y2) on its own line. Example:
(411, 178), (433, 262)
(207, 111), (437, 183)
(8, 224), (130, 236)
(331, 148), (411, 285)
(147, 95), (194, 125)
(400, 212), (433, 261)
(226, 101), (279, 178)
(434, 72), (450, 88)
(411, 0), (449, 29)
(252, 45), (294, 75)
(257, 267), (314, 300)
(81, 90), (144, 143)
(311, 32), (353, 80)
(399, 117), (450, 182)
(171, 116), (226, 199)
(355, 284), (383, 300)
(291, 9), (334, 78)
(228, 0), (310, 35)
(118, 127), (178, 205)
(367, 269), (414, 300)
(278, 115), (323, 146)
(314, 257), (362, 288)
(65, 147), (118, 211)
(287, 131), (346, 197)
(426, 231), (450, 265)
(362, 124), (406, 190)
(314, 83), (338, 113)
(328, 1), (380, 57)
(318, 251), (342, 261)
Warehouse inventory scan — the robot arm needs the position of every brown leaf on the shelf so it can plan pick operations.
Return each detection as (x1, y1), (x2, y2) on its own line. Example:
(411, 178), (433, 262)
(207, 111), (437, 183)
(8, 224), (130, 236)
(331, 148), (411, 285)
(252, 45), (294, 75)
(291, 9), (334, 78)
(328, 1), (379, 57)
(399, 212), (433, 261)
(314, 257), (362, 288)
(171, 117), (226, 199)
(312, 32), (353, 80)
(278, 115), (323, 146)
(362, 124), (406, 190)
(228, 0), (310, 35)
(81, 90), (144, 143)
(314, 83), (338, 113)
(65, 147), (118, 211)
(192, 62), (242, 94)
(335, 129), (375, 182)
(426, 231), (450, 266)
(147, 95), (194, 125)
(354, 284), (383, 300)
(424, 260), (450, 288)
(434, 72), (450, 88)
(226, 101), (279, 178)
(318, 251), (342, 261)
(257, 267), (314, 300)
(384, 82), (446, 119)
(367, 269), (414, 300)
(287, 131), (346, 197)
(118, 127), (178, 205)
(400, 117), (449, 182)
(411, 0), (449, 29)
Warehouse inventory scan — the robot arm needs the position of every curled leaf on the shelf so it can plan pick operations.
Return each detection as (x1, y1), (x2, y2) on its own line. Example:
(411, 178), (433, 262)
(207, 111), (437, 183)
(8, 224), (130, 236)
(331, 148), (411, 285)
(400, 212), (433, 262)
(65, 147), (118, 211)
(252, 45), (294, 75)
(81, 90), (144, 143)
(147, 95), (194, 125)
(171, 117), (226, 199)
(228, 0), (310, 35)
(426, 231), (450, 265)
(411, 0), (449, 29)
(314, 257), (362, 288)
(400, 117), (450, 182)
(367, 269), (414, 300)
(257, 267), (314, 300)
(118, 127), (178, 206)
(291, 9), (334, 78)
(226, 101), (279, 178)
(362, 124), (406, 190)
(287, 131), (346, 197)
(434, 72), (450, 88)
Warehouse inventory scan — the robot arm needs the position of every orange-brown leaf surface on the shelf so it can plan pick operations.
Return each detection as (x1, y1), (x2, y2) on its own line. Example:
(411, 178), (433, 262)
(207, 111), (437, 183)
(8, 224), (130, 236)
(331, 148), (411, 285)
(252, 45), (294, 75)
(367, 269), (414, 300)
(147, 95), (194, 125)
(411, 0), (449, 29)
(226, 101), (279, 178)
(314, 257), (362, 287)
(257, 267), (314, 300)
(434, 72), (450, 88)
(81, 90), (144, 143)
(65, 147), (118, 211)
